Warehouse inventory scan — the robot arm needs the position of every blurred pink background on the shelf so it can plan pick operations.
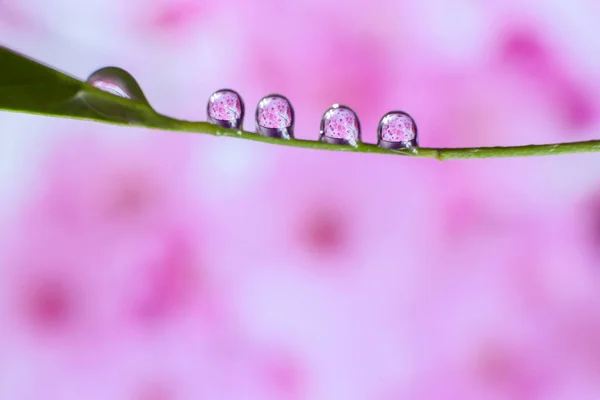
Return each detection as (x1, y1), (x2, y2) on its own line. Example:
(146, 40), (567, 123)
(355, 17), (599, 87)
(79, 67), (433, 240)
(2, 1), (600, 399)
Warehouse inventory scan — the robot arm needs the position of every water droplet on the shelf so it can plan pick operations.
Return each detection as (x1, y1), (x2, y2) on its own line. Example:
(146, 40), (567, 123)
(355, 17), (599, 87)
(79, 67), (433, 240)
(377, 111), (418, 149)
(319, 104), (361, 146)
(86, 67), (149, 103)
(207, 89), (244, 129)
(255, 94), (294, 139)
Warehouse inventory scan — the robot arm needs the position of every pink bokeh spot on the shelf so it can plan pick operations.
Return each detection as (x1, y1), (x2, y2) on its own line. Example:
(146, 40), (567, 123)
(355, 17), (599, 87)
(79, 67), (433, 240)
(24, 275), (75, 333)
(152, 0), (204, 31)
(380, 112), (416, 142)
(208, 90), (242, 122)
(257, 96), (292, 129)
(321, 106), (360, 142)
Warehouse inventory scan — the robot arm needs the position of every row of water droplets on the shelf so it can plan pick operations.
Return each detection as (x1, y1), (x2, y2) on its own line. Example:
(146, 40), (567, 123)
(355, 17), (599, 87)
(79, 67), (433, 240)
(86, 67), (418, 149)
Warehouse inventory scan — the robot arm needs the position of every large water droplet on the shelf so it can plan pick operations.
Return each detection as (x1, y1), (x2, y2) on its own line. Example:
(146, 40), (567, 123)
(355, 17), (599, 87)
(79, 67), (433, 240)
(207, 89), (244, 129)
(255, 94), (294, 139)
(86, 67), (149, 103)
(377, 111), (418, 149)
(319, 104), (361, 146)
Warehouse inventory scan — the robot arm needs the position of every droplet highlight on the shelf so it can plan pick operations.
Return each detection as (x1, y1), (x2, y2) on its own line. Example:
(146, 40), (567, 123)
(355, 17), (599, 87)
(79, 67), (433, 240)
(377, 111), (418, 149)
(207, 89), (244, 129)
(86, 67), (149, 103)
(319, 104), (361, 146)
(255, 94), (294, 139)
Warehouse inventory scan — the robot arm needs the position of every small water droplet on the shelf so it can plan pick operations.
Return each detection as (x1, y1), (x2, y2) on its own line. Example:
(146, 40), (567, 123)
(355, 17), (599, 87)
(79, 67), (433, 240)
(86, 67), (149, 103)
(377, 111), (418, 149)
(255, 94), (294, 139)
(319, 104), (361, 146)
(207, 89), (244, 129)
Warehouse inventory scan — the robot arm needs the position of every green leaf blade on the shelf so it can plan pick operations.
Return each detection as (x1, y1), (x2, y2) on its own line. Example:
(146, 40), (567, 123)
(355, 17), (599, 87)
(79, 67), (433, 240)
(0, 44), (599, 160)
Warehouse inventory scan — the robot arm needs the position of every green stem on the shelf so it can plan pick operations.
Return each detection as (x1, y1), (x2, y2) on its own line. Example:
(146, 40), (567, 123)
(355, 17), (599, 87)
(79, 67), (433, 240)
(6, 86), (600, 160)
(151, 114), (600, 160)
(1, 43), (599, 161)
